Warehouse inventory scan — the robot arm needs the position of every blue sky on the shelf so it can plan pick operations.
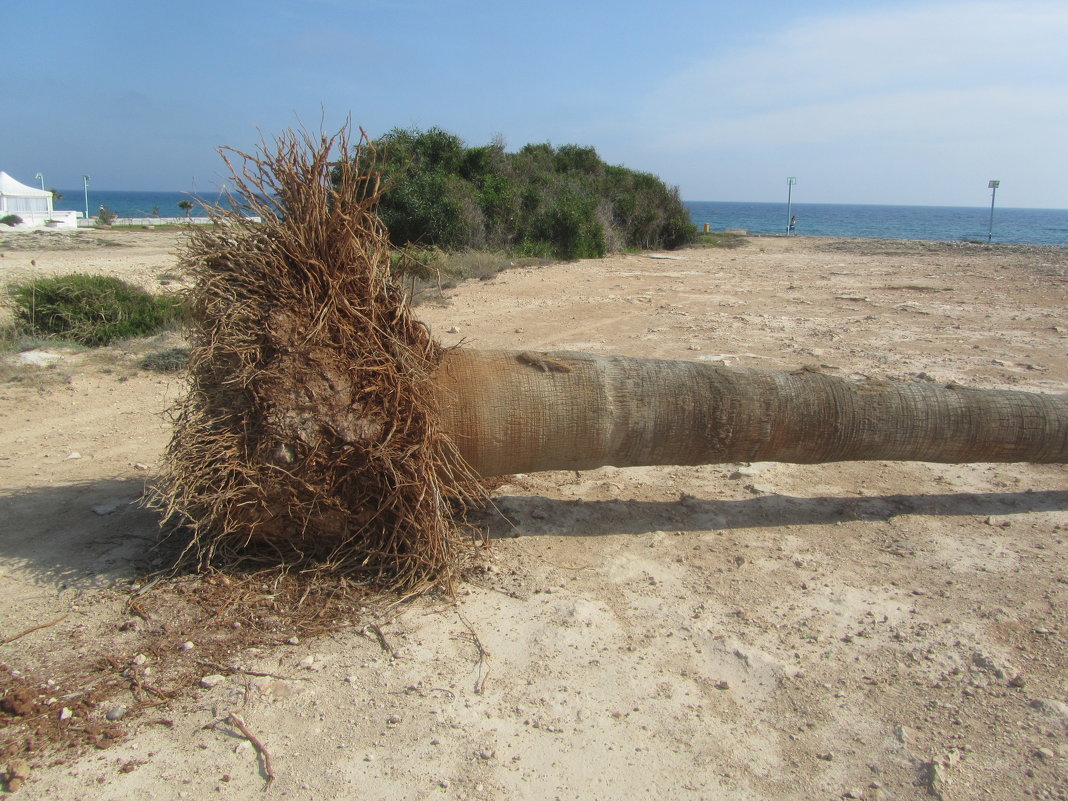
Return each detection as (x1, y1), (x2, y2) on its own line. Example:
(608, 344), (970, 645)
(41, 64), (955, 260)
(3, 0), (1066, 207)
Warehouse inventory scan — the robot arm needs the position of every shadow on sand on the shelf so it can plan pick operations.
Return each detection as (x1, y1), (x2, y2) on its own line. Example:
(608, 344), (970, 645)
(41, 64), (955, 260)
(0, 478), (169, 589)
(484, 489), (1068, 539)
(3, 480), (1066, 582)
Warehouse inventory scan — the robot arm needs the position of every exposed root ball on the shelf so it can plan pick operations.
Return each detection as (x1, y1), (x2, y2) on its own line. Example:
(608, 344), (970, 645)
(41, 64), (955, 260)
(153, 128), (482, 592)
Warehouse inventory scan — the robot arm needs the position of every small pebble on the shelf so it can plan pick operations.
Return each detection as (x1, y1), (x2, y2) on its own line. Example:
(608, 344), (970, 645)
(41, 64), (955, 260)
(199, 674), (226, 689)
(105, 705), (127, 721)
(179, 641), (195, 651)
(59, 707), (73, 721)
(286, 636), (300, 645)
(131, 654), (148, 666)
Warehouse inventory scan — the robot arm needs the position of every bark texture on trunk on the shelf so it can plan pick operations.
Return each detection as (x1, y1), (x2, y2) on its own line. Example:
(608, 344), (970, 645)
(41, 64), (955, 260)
(432, 349), (1068, 477)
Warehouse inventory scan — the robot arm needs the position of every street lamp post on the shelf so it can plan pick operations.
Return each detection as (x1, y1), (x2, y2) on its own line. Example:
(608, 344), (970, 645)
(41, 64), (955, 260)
(987, 180), (1000, 243)
(35, 173), (44, 190)
(82, 175), (91, 220)
(786, 177), (797, 235)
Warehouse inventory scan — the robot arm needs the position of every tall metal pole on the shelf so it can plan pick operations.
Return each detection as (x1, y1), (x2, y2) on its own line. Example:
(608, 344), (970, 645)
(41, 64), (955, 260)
(987, 180), (999, 243)
(786, 177), (797, 235)
(82, 175), (91, 220)
(35, 173), (44, 190)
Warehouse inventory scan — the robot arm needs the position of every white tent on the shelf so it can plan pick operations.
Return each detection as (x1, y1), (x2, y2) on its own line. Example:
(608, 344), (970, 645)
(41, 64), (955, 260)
(0, 171), (77, 228)
(0, 172), (53, 215)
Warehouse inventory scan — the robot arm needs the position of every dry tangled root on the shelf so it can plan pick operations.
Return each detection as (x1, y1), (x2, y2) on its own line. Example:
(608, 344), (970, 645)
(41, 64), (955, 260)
(153, 127), (483, 592)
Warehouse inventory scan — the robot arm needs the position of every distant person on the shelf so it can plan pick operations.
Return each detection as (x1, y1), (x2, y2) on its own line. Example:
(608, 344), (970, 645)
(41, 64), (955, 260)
(789, 215), (797, 235)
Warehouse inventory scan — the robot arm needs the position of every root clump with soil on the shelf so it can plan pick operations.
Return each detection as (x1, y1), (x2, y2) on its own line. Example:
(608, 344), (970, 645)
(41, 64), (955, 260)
(154, 129), (482, 593)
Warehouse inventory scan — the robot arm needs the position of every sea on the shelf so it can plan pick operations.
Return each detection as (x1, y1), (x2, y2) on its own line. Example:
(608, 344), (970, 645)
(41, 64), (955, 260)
(53, 189), (239, 220)
(685, 201), (1067, 246)
(53, 190), (1068, 246)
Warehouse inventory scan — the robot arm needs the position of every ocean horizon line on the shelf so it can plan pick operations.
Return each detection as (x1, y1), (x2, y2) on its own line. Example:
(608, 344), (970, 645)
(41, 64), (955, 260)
(44, 190), (1067, 245)
(685, 200), (1068, 213)
(51, 190), (1068, 214)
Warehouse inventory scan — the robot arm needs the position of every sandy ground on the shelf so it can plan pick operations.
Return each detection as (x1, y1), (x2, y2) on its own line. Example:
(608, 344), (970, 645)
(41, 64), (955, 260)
(1, 228), (1066, 800)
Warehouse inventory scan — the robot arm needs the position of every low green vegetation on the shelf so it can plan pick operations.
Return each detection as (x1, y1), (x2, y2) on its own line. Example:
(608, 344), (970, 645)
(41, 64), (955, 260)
(691, 231), (748, 249)
(8, 274), (184, 346)
(354, 127), (695, 261)
(1, 215), (23, 227)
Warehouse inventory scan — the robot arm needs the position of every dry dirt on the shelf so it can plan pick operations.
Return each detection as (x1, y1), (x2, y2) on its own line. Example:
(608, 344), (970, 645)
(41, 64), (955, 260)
(0, 228), (1066, 800)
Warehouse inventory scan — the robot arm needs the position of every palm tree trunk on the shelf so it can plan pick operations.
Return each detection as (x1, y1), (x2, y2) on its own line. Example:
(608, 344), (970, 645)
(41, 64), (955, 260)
(433, 349), (1068, 477)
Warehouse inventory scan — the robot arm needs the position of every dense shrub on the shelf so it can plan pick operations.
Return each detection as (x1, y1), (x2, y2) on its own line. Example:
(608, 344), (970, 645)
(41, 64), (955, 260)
(362, 127), (694, 259)
(376, 169), (471, 249)
(1, 214), (23, 227)
(9, 274), (184, 346)
(529, 186), (606, 259)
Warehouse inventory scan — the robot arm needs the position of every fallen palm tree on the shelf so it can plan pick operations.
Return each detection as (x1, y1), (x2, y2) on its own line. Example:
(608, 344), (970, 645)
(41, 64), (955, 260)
(155, 128), (1068, 592)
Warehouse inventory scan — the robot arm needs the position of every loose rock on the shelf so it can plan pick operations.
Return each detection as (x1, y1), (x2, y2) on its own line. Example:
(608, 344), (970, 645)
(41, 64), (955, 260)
(105, 705), (127, 721)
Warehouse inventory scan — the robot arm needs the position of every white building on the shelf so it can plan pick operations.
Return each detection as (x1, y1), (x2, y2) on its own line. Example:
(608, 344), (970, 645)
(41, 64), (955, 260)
(0, 172), (79, 228)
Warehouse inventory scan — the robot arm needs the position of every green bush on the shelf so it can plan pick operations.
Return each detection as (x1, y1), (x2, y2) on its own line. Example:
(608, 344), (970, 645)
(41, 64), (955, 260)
(377, 169), (472, 249)
(9, 274), (184, 346)
(97, 206), (117, 225)
(363, 127), (694, 260)
(530, 186), (606, 260)
(1, 214), (23, 227)
(554, 144), (602, 176)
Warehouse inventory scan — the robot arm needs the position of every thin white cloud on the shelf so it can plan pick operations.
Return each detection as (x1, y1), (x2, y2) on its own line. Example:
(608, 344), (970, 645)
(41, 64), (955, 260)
(644, 1), (1068, 145)
(632, 0), (1068, 204)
